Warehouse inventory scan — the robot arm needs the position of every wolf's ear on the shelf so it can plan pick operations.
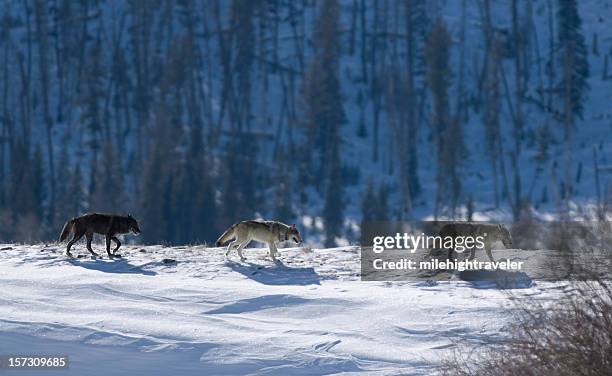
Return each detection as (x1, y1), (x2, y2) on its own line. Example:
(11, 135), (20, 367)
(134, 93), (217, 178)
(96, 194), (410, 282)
(290, 224), (296, 229)
(128, 213), (133, 219)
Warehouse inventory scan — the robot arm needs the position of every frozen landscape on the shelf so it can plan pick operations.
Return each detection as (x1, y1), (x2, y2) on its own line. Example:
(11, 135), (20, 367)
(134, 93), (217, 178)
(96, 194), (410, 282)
(0, 0), (608, 374)
(0, 243), (571, 375)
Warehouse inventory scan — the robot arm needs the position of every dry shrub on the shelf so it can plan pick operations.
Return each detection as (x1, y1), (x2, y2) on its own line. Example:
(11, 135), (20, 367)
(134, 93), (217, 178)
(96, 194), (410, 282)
(439, 279), (612, 376)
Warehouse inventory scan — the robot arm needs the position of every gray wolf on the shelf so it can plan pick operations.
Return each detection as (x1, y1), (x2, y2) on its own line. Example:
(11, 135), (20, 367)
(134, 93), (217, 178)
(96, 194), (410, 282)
(215, 220), (302, 262)
(59, 213), (141, 258)
(438, 222), (512, 262)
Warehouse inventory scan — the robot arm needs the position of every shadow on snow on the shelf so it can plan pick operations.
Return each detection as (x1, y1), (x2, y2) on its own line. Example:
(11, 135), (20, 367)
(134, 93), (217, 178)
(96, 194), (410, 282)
(68, 257), (157, 276)
(225, 260), (321, 286)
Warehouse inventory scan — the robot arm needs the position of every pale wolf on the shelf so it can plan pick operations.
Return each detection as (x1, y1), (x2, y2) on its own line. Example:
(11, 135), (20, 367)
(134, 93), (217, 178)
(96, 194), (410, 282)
(59, 213), (141, 258)
(438, 222), (512, 262)
(215, 220), (302, 262)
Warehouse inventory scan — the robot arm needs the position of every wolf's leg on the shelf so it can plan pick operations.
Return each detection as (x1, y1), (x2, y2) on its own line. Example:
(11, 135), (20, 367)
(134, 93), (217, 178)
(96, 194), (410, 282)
(236, 241), (248, 261)
(468, 248), (476, 260)
(485, 247), (495, 263)
(268, 242), (278, 262)
(65, 232), (84, 256)
(111, 237), (121, 254)
(225, 241), (239, 257)
(105, 235), (113, 257)
(86, 232), (98, 257)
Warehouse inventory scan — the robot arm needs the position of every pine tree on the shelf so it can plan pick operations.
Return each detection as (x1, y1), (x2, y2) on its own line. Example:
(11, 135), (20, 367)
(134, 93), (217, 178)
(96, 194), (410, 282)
(425, 19), (461, 218)
(556, 0), (589, 204)
(302, 0), (346, 246)
(218, 137), (259, 231)
(9, 142), (44, 224)
(139, 146), (166, 245)
(557, 0), (589, 119)
(483, 33), (503, 208)
(173, 125), (217, 244)
(404, 0), (428, 203)
(323, 160), (343, 247)
(8, 144), (46, 242)
(302, 0), (345, 187)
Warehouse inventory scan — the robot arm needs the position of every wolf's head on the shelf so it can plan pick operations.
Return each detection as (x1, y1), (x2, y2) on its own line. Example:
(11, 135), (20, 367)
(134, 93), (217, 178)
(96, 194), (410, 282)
(288, 224), (301, 244)
(127, 214), (141, 235)
(498, 224), (512, 247)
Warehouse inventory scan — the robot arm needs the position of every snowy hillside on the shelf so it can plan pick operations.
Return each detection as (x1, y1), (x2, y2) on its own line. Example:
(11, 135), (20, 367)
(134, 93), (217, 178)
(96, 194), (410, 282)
(0, 244), (570, 375)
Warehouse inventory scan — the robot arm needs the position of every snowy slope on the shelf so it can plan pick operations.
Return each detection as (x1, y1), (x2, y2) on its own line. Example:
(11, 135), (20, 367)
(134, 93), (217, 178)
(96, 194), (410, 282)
(0, 243), (571, 375)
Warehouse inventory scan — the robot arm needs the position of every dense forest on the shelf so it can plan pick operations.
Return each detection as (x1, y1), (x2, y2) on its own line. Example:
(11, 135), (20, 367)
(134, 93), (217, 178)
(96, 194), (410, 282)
(0, 0), (606, 246)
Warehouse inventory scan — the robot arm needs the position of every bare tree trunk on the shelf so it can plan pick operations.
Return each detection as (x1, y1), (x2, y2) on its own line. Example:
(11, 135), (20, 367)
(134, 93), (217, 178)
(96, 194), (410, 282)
(563, 47), (573, 213)
(34, 0), (56, 219)
(360, 0), (367, 82)
(510, 0), (524, 220)
(546, 0), (555, 111)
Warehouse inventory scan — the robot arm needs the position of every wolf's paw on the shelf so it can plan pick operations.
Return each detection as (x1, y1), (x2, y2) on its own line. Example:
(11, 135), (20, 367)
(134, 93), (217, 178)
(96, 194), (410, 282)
(64, 252), (73, 258)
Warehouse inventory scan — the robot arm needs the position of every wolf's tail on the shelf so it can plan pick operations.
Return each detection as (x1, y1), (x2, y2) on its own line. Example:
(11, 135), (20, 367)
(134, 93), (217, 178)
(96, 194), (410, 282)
(59, 219), (75, 242)
(215, 224), (237, 247)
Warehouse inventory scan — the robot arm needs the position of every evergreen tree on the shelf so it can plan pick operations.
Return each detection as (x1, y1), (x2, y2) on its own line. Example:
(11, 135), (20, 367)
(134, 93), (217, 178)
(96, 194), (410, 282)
(483, 33), (503, 208)
(218, 144), (255, 231)
(173, 125), (217, 244)
(79, 35), (105, 160)
(425, 19), (461, 218)
(139, 146), (166, 245)
(556, 0), (589, 203)
(302, 0), (346, 186)
(403, 0), (428, 204)
(302, 0), (346, 246)
(9, 142), (45, 224)
(557, 0), (589, 119)
(8, 144), (45, 242)
(323, 160), (343, 247)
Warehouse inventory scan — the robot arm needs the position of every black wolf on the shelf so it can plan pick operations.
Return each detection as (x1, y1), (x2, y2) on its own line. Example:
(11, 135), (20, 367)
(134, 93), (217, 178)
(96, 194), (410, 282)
(59, 213), (141, 258)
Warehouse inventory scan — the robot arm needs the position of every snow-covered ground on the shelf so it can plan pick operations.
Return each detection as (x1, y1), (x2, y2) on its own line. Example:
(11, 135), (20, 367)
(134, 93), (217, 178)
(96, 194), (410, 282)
(0, 243), (569, 375)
